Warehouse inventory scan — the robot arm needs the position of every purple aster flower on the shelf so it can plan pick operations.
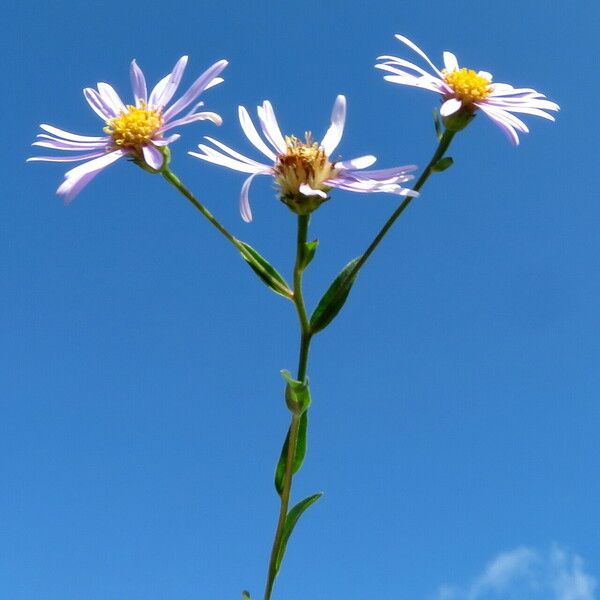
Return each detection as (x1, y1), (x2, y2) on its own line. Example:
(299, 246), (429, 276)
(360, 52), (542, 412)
(376, 35), (559, 144)
(189, 95), (417, 222)
(29, 57), (228, 201)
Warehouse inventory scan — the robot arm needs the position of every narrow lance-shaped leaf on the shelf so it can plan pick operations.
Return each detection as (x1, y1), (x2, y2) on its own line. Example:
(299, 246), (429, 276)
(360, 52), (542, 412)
(310, 257), (360, 333)
(238, 241), (292, 298)
(275, 493), (323, 574)
(274, 411), (308, 496)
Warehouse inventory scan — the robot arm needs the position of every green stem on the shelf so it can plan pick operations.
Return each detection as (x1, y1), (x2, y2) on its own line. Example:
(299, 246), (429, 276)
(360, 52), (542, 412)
(161, 166), (244, 254)
(263, 215), (313, 600)
(321, 129), (457, 319)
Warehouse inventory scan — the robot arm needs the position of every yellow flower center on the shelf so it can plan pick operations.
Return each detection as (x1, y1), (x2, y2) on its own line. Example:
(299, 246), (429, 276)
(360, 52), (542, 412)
(274, 133), (339, 202)
(103, 104), (163, 151)
(443, 68), (491, 104)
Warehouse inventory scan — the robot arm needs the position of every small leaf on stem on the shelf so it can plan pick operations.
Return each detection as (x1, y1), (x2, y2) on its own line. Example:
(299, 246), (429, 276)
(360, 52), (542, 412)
(239, 241), (292, 298)
(431, 156), (454, 172)
(242, 592), (251, 600)
(275, 493), (323, 574)
(310, 257), (360, 333)
(274, 411), (308, 496)
(281, 369), (311, 414)
(301, 239), (319, 269)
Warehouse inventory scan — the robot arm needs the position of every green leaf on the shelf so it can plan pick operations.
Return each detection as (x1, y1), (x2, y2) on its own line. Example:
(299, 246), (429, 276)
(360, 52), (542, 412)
(301, 239), (319, 269)
(310, 257), (360, 333)
(431, 156), (454, 172)
(275, 493), (323, 574)
(239, 242), (292, 298)
(433, 108), (443, 141)
(242, 592), (251, 600)
(274, 411), (308, 496)
(281, 369), (311, 414)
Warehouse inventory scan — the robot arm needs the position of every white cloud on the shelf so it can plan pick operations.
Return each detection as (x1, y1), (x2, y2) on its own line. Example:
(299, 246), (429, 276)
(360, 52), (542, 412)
(436, 545), (596, 600)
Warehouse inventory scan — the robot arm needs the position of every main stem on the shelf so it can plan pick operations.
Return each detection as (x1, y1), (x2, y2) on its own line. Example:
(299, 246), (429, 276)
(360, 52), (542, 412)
(263, 215), (312, 600)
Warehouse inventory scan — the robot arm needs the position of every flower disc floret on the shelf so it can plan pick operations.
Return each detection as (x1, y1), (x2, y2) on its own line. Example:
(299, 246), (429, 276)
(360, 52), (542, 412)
(104, 104), (163, 151)
(274, 134), (339, 206)
(443, 68), (491, 104)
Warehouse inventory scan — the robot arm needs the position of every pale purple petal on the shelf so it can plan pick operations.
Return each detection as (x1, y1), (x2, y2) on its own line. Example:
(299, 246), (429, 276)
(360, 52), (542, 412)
(343, 164), (417, 181)
(148, 74), (171, 108)
(320, 95), (346, 156)
(440, 97), (463, 116)
(202, 137), (271, 169)
(239, 170), (270, 223)
(153, 56), (189, 108)
(443, 51), (459, 72)
(97, 83), (126, 115)
(382, 74), (447, 94)
(478, 105), (520, 145)
(39, 124), (107, 142)
(238, 106), (277, 160)
(394, 34), (444, 77)
(162, 59), (228, 121)
(299, 184), (328, 198)
(27, 151), (107, 163)
(152, 134), (180, 146)
(478, 70), (493, 81)
(256, 101), (287, 154)
(189, 146), (268, 174)
(142, 145), (164, 170)
(334, 155), (377, 170)
(482, 103), (556, 121)
(376, 55), (436, 78)
(57, 150), (125, 201)
(159, 111), (222, 132)
(34, 136), (107, 151)
(83, 88), (115, 120)
(130, 59), (148, 105)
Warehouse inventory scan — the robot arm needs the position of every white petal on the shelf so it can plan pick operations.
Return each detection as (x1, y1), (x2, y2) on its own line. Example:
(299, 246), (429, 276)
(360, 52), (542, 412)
(320, 94), (347, 157)
(335, 155), (377, 170)
(190, 146), (267, 174)
(203, 136), (270, 168)
(39, 124), (107, 142)
(238, 106), (277, 160)
(299, 184), (327, 198)
(257, 101), (287, 154)
(443, 51), (459, 72)
(394, 34), (443, 76)
(439, 97), (462, 116)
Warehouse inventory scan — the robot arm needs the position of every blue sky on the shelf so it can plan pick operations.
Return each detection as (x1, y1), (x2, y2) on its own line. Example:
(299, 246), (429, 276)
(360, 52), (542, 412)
(2, 1), (599, 599)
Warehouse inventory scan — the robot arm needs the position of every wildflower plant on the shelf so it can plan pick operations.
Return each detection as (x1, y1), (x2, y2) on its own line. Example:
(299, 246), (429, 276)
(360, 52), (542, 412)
(29, 34), (558, 600)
